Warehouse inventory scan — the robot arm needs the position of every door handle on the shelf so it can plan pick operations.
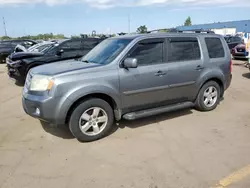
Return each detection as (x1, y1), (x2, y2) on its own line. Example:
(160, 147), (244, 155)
(195, 65), (204, 71)
(155, 71), (166, 76)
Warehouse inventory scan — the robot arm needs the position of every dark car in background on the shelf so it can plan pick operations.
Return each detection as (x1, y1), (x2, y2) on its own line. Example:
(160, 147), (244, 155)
(7, 38), (103, 83)
(0, 40), (37, 63)
(224, 36), (243, 50)
(232, 44), (248, 59)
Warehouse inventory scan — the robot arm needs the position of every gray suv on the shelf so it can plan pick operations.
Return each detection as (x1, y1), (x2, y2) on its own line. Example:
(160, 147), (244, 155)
(22, 33), (232, 142)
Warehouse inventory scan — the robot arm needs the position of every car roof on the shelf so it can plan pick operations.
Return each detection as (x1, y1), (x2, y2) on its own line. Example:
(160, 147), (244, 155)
(112, 33), (222, 40)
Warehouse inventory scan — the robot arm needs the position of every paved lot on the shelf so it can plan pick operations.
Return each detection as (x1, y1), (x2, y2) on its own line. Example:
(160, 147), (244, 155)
(0, 60), (250, 188)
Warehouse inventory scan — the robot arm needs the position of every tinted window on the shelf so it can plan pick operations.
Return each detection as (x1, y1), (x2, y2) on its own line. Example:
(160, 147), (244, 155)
(61, 40), (81, 49)
(82, 39), (99, 50)
(168, 38), (200, 62)
(128, 40), (163, 65)
(235, 37), (242, 42)
(205, 38), (225, 58)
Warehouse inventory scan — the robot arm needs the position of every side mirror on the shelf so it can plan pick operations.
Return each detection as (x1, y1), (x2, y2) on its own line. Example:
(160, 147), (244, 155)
(123, 58), (138, 68)
(57, 49), (64, 55)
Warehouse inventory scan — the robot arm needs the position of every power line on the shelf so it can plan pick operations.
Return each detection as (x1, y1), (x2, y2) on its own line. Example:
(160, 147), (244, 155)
(3, 17), (7, 36)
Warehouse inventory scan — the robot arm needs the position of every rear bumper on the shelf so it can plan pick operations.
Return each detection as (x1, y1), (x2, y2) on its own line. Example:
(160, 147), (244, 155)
(0, 54), (8, 63)
(225, 74), (232, 91)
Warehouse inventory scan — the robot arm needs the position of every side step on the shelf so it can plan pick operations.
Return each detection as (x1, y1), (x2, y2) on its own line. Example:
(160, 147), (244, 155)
(123, 102), (194, 120)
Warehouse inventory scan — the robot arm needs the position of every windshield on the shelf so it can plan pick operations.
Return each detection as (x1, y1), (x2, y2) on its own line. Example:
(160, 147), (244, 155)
(81, 38), (132, 65)
(34, 44), (53, 52)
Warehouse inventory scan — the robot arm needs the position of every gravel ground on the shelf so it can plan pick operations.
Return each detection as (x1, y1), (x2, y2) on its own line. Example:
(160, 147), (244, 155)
(0, 60), (250, 188)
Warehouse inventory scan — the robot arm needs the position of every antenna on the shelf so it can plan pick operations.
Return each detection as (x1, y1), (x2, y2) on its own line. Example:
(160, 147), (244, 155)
(3, 17), (8, 36)
(128, 14), (131, 34)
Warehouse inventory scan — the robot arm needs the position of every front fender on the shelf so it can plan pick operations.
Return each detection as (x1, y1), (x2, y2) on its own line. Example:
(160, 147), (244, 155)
(54, 84), (121, 124)
(66, 84), (121, 107)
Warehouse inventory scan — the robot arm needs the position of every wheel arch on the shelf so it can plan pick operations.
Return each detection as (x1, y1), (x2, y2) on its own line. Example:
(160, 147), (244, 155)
(198, 76), (224, 98)
(65, 92), (121, 125)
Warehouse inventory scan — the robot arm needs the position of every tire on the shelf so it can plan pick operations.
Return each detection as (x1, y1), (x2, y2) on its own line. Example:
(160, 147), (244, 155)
(195, 81), (221, 112)
(69, 98), (114, 142)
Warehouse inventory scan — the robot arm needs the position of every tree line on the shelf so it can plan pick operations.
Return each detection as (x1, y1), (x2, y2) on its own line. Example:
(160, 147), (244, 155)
(1, 17), (192, 39)
(135, 16), (192, 34)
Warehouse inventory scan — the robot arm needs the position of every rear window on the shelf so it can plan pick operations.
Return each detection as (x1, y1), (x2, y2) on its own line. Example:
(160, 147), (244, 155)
(168, 37), (201, 62)
(205, 38), (225, 59)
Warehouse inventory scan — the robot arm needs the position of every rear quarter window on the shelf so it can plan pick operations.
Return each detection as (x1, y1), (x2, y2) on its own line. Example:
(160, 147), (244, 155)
(205, 37), (225, 59)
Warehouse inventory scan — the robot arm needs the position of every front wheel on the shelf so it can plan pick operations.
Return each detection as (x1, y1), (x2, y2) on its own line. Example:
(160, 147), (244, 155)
(69, 98), (114, 142)
(195, 81), (221, 112)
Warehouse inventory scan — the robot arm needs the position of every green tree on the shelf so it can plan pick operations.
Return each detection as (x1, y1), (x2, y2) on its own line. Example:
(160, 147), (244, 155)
(184, 16), (192, 26)
(137, 25), (148, 33)
(159, 29), (168, 33)
(1, 36), (11, 40)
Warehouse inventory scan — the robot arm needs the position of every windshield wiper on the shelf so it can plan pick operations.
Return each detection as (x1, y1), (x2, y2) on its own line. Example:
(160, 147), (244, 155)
(82, 60), (90, 63)
(82, 60), (98, 64)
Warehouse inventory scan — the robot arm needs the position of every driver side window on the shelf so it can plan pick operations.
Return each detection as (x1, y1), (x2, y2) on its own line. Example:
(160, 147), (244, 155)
(127, 39), (164, 66)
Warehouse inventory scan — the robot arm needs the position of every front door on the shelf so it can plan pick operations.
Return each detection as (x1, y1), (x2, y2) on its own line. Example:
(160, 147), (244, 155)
(119, 38), (169, 112)
(60, 40), (82, 60)
(164, 37), (204, 103)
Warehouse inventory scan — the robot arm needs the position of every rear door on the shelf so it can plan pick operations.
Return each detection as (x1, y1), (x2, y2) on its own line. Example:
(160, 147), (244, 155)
(119, 38), (169, 112)
(164, 37), (204, 102)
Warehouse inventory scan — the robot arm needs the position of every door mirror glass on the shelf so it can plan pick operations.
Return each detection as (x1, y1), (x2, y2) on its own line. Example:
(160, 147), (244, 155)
(123, 58), (138, 68)
(57, 49), (64, 55)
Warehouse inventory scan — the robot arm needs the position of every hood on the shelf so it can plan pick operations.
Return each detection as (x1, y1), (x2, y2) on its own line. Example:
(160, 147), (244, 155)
(31, 60), (103, 76)
(235, 44), (245, 49)
(9, 52), (44, 61)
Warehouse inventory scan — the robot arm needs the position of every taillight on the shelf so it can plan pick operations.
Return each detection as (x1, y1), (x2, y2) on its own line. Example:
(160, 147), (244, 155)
(230, 59), (232, 73)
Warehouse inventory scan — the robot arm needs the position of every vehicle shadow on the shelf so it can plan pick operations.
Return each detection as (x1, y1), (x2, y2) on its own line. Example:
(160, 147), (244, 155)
(14, 81), (24, 87)
(242, 72), (250, 79)
(118, 109), (193, 129)
(39, 109), (193, 139)
(40, 121), (75, 139)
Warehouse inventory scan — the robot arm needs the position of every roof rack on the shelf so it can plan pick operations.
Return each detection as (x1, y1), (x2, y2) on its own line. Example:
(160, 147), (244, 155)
(146, 28), (215, 34)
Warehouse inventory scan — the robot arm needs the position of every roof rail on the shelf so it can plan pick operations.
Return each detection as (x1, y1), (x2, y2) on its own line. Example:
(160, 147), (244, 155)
(146, 28), (215, 34)
(176, 29), (215, 34)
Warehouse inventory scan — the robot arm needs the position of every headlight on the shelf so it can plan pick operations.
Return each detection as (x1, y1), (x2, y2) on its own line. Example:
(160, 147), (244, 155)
(30, 75), (54, 91)
(9, 60), (22, 67)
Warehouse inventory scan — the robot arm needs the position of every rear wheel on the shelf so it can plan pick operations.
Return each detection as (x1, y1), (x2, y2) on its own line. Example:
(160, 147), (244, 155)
(69, 98), (114, 142)
(195, 81), (221, 111)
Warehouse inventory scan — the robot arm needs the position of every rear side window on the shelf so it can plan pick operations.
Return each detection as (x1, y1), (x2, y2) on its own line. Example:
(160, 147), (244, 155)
(61, 40), (81, 50)
(168, 37), (201, 62)
(205, 38), (225, 59)
(82, 40), (99, 50)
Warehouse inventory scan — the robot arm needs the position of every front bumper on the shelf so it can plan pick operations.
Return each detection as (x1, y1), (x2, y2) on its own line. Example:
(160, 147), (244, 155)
(7, 62), (26, 82)
(22, 92), (72, 125)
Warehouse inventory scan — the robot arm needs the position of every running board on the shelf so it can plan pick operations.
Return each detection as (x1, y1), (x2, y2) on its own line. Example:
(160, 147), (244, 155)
(123, 102), (194, 120)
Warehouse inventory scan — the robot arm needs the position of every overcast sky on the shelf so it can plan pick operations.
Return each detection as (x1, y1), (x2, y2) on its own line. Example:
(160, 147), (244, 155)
(0, 0), (249, 37)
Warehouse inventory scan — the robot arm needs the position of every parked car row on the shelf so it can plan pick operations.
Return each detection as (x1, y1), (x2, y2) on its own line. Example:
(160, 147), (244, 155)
(20, 33), (232, 142)
(6, 38), (104, 83)
(0, 39), (37, 63)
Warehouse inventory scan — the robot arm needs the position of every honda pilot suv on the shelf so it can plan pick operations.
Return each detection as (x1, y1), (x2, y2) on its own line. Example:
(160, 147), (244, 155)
(22, 33), (232, 142)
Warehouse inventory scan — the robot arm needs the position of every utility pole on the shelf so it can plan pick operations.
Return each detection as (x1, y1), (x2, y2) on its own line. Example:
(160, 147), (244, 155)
(128, 14), (131, 34)
(3, 17), (7, 36)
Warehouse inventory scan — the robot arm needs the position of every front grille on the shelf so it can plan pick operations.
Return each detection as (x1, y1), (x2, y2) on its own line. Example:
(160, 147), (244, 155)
(236, 48), (245, 52)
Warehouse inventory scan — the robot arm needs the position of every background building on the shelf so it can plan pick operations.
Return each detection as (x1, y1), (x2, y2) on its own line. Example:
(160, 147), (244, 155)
(176, 20), (250, 36)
